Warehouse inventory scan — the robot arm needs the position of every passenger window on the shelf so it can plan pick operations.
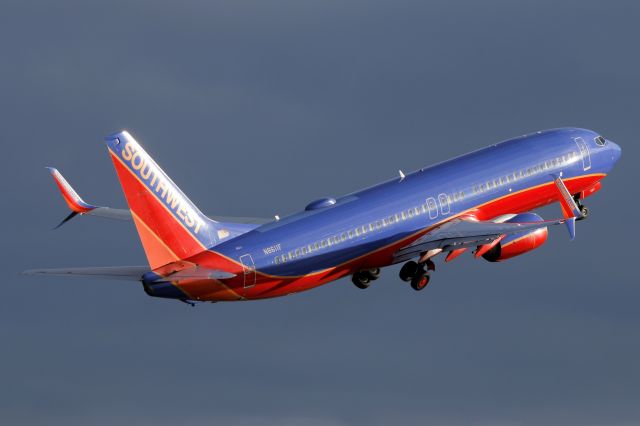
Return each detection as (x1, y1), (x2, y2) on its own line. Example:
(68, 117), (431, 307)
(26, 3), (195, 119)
(407, 209), (414, 218)
(376, 221), (382, 229)
(348, 230), (354, 239)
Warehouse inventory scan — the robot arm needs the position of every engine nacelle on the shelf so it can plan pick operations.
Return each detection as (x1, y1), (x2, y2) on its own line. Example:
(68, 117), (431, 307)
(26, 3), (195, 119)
(482, 213), (548, 262)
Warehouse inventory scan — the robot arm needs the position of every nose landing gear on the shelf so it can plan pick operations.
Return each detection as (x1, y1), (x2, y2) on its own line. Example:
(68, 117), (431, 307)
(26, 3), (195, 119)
(574, 195), (589, 221)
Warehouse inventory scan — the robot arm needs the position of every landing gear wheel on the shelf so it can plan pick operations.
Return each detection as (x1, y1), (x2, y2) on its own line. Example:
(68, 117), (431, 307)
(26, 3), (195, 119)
(410, 272), (430, 291)
(351, 272), (371, 289)
(579, 205), (589, 219)
(399, 261), (419, 282)
(363, 268), (381, 280)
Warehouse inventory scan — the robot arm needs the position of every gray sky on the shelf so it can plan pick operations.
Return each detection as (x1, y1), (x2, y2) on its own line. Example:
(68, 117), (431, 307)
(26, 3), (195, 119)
(1, 1), (639, 425)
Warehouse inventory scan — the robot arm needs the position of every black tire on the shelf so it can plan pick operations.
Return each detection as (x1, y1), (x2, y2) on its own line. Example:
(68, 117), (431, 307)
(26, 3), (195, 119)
(399, 261), (418, 282)
(351, 273), (371, 289)
(410, 273), (430, 291)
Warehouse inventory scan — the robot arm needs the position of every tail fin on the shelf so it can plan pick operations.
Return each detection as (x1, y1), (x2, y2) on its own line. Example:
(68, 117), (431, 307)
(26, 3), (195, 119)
(105, 131), (223, 269)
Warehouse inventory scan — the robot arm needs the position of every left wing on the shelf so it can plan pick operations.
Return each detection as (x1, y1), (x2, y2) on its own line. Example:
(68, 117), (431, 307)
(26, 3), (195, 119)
(23, 266), (149, 281)
(23, 264), (236, 282)
(46, 167), (132, 228)
(394, 217), (568, 263)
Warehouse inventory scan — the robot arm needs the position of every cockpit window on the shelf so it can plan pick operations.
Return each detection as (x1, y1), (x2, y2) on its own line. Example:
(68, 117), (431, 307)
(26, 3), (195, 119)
(595, 136), (607, 146)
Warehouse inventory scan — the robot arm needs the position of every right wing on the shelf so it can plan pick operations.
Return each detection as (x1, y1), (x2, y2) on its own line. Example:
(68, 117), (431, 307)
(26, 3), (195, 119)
(393, 216), (569, 263)
(46, 167), (269, 228)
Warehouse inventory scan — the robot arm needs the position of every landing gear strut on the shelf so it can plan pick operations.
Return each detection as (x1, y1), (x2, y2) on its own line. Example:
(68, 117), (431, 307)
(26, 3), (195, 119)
(351, 268), (381, 289)
(399, 260), (431, 291)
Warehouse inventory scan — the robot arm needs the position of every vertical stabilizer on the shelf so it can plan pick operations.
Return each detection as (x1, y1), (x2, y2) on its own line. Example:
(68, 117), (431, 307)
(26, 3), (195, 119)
(105, 131), (221, 269)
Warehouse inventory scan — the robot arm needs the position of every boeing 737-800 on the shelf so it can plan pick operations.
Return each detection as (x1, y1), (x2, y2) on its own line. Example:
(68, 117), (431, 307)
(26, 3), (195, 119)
(26, 128), (621, 304)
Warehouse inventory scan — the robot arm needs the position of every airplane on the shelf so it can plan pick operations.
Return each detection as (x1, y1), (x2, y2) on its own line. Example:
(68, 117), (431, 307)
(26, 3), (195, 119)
(25, 128), (621, 305)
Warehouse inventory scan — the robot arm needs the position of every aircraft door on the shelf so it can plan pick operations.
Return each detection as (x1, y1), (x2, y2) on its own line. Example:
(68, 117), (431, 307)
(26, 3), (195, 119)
(574, 137), (592, 171)
(239, 254), (256, 291)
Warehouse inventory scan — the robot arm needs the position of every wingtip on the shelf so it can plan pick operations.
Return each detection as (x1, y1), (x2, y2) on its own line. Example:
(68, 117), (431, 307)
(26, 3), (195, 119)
(565, 217), (576, 241)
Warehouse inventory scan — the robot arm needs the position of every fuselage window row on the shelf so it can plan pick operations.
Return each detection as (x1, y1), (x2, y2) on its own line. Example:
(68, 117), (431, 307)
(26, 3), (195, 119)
(274, 193), (461, 265)
(273, 151), (581, 265)
(471, 151), (579, 195)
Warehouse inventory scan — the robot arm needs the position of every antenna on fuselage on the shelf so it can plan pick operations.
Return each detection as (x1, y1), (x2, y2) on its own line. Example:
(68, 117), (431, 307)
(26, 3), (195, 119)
(398, 170), (405, 181)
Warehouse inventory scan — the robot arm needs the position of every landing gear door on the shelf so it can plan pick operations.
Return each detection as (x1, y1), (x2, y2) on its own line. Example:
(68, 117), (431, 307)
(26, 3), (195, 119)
(239, 254), (256, 290)
(574, 137), (592, 171)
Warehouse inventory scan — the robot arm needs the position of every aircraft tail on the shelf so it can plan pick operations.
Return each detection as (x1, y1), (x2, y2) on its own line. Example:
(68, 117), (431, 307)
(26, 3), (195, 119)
(105, 131), (226, 269)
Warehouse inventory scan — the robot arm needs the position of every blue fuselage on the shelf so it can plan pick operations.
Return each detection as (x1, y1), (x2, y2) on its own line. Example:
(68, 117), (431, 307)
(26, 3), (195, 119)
(215, 128), (621, 277)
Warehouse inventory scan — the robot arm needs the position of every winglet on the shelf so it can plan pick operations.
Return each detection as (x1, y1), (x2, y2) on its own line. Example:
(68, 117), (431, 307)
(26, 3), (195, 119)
(47, 167), (98, 228)
(552, 174), (583, 240)
(565, 217), (576, 241)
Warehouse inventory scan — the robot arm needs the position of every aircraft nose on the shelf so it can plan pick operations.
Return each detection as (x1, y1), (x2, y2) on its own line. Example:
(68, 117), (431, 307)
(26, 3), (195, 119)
(608, 140), (622, 163)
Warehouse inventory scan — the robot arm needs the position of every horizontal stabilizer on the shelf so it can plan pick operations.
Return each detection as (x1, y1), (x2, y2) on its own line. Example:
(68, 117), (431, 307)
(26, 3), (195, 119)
(23, 266), (149, 281)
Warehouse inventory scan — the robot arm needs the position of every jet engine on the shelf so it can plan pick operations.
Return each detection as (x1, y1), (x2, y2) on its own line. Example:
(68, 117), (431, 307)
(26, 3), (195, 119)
(482, 213), (548, 262)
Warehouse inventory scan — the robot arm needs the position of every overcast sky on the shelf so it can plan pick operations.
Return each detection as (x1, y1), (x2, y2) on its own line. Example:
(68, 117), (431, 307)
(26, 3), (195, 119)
(1, 1), (639, 425)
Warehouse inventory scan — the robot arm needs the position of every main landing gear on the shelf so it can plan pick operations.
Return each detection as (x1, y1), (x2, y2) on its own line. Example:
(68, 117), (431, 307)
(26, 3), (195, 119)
(399, 260), (434, 291)
(351, 268), (381, 289)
